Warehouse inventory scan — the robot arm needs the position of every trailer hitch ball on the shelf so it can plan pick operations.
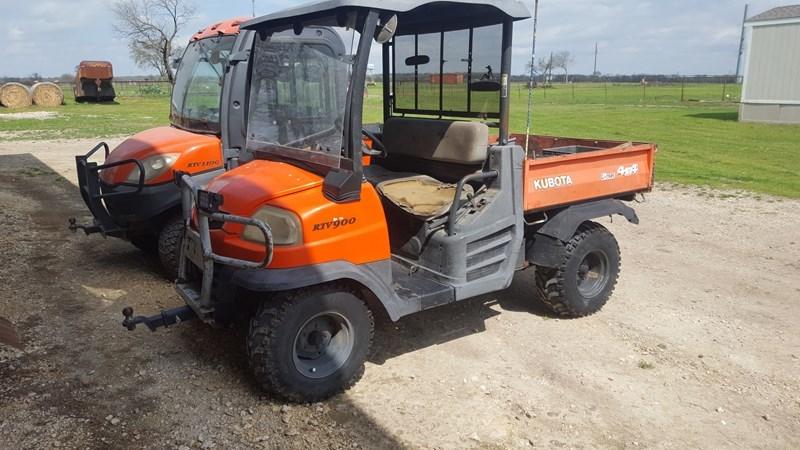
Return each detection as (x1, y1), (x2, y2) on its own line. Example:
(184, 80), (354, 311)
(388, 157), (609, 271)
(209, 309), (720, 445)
(122, 307), (137, 330)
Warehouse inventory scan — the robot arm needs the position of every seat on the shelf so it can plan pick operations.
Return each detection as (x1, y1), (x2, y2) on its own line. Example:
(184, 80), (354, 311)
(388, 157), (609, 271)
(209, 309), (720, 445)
(366, 118), (489, 219)
(376, 175), (474, 219)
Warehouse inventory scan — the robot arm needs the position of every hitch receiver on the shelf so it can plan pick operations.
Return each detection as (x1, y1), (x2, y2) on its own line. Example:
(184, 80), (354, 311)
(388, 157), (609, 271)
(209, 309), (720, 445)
(68, 218), (102, 235)
(122, 306), (197, 332)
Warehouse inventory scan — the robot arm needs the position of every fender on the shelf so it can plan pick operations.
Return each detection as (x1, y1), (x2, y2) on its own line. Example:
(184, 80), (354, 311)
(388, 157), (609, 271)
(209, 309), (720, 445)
(229, 259), (413, 321)
(527, 199), (639, 268)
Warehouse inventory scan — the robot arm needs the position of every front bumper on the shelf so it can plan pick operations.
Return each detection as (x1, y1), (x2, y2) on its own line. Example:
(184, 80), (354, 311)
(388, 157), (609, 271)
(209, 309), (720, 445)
(71, 142), (146, 237)
(175, 174), (273, 321)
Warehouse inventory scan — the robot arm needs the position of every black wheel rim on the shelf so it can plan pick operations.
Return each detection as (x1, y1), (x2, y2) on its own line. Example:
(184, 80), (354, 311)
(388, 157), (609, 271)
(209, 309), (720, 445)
(292, 312), (354, 379)
(577, 250), (609, 298)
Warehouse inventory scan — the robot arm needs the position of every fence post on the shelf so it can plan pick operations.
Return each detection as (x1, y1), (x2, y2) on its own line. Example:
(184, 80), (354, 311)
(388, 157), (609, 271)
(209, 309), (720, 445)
(604, 80), (607, 104)
(722, 78), (727, 102)
(572, 82), (575, 101)
(680, 78), (685, 102)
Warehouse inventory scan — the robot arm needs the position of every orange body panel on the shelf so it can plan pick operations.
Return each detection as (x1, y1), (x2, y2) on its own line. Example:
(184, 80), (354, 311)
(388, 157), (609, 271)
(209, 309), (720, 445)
(100, 126), (222, 185)
(520, 136), (656, 212)
(206, 160), (390, 269)
(191, 17), (249, 41)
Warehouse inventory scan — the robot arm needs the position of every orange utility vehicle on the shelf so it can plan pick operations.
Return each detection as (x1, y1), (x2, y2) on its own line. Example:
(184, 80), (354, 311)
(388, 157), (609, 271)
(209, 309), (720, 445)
(121, 0), (656, 402)
(70, 18), (250, 276)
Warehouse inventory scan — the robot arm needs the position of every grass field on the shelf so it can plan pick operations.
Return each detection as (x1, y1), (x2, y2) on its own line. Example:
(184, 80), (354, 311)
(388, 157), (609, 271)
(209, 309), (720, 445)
(1, 82), (798, 198)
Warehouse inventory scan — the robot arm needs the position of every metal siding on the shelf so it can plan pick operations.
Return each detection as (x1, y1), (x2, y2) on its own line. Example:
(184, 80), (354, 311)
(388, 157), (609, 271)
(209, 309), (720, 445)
(740, 103), (800, 124)
(743, 23), (800, 103)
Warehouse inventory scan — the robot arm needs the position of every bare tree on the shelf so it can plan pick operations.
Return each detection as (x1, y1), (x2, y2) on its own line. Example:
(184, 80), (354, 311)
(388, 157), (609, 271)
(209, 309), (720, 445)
(551, 51), (574, 83)
(112, 0), (195, 84)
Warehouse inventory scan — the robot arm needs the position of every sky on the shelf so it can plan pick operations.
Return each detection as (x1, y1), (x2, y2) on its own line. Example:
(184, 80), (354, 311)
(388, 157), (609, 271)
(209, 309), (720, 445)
(0, 0), (790, 77)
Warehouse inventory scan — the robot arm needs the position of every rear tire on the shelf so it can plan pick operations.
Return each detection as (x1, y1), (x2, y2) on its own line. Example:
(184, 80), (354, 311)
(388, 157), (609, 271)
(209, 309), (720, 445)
(157, 214), (184, 279)
(535, 221), (620, 318)
(247, 284), (373, 403)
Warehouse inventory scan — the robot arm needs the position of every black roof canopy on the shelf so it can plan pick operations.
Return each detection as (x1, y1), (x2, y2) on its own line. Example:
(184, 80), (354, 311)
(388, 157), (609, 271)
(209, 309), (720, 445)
(242, 0), (531, 34)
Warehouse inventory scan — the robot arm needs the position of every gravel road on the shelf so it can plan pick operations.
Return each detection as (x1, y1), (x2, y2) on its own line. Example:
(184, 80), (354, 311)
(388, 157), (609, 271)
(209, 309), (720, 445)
(1, 139), (798, 449)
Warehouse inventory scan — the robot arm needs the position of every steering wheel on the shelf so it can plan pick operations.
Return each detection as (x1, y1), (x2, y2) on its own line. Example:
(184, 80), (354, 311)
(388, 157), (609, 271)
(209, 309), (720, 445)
(361, 128), (386, 157)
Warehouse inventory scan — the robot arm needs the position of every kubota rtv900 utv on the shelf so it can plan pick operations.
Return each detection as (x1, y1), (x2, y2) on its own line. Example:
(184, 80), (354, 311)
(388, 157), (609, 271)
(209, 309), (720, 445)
(70, 18), (250, 277)
(122, 0), (656, 402)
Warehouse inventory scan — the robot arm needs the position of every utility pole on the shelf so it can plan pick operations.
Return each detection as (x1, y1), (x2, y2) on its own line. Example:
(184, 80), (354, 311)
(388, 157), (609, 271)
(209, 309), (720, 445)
(593, 42), (599, 77)
(251, 0), (256, 16)
(735, 4), (749, 83)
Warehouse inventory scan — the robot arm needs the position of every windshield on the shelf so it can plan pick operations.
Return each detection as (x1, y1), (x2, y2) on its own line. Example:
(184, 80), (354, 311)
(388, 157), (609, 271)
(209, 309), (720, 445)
(246, 20), (358, 170)
(171, 35), (236, 134)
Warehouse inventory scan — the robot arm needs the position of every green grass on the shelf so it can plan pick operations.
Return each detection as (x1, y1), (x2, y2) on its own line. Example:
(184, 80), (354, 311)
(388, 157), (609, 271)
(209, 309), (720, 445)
(2, 83), (799, 198)
(0, 91), (168, 141)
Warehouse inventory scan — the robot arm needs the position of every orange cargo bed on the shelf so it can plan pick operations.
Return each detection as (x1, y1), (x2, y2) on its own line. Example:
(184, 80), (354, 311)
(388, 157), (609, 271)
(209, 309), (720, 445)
(511, 134), (656, 213)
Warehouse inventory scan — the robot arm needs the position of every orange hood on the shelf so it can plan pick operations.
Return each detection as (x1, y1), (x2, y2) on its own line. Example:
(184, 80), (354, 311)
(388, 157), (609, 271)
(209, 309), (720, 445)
(207, 160), (323, 215)
(101, 126), (222, 185)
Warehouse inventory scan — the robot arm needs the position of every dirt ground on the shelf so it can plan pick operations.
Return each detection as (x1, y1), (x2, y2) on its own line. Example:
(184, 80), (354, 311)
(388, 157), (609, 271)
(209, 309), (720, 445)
(1, 139), (798, 450)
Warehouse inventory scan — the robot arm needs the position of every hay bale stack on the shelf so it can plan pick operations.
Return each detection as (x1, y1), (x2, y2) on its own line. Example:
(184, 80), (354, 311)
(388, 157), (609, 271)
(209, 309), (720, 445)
(0, 82), (32, 109)
(31, 82), (64, 107)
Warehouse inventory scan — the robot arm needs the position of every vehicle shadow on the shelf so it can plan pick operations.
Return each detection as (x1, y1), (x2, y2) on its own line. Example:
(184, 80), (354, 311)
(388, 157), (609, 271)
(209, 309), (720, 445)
(370, 271), (557, 364)
(686, 111), (739, 122)
(2, 153), (407, 449)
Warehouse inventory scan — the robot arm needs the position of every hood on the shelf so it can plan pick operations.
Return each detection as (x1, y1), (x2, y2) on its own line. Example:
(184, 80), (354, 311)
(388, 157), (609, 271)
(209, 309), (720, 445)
(101, 126), (221, 185)
(207, 160), (323, 215)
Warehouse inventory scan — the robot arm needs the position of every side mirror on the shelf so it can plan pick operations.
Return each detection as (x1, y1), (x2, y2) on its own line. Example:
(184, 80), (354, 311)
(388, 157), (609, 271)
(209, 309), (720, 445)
(374, 15), (398, 44)
(405, 55), (430, 66)
(171, 57), (182, 70)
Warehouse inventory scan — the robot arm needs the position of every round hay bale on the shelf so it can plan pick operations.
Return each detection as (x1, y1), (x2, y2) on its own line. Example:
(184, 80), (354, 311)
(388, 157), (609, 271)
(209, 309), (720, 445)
(31, 82), (64, 107)
(0, 82), (32, 109)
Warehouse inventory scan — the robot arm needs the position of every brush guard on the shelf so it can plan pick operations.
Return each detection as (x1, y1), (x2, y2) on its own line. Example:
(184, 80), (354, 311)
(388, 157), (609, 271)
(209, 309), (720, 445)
(69, 142), (146, 237)
(174, 173), (273, 322)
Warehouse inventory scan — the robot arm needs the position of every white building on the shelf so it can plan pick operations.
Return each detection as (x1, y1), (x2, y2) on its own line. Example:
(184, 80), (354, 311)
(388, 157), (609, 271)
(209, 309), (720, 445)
(740, 5), (800, 124)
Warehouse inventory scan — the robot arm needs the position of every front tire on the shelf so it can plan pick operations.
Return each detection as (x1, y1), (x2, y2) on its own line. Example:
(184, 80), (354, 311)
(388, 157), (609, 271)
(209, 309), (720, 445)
(157, 214), (184, 279)
(247, 284), (373, 403)
(535, 221), (620, 318)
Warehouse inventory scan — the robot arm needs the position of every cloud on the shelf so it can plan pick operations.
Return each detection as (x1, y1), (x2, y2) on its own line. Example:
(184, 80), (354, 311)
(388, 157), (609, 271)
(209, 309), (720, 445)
(0, 0), (791, 77)
(8, 26), (23, 42)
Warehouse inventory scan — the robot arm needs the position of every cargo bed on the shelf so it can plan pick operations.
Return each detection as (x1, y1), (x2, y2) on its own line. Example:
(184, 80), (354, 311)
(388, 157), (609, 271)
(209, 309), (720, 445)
(510, 134), (656, 213)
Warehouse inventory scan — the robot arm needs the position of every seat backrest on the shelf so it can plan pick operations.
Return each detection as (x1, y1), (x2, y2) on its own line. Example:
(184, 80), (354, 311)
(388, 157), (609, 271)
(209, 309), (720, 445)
(382, 118), (489, 165)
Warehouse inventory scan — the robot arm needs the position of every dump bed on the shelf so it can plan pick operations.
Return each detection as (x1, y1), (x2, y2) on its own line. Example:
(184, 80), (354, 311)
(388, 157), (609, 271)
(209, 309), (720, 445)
(511, 134), (656, 213)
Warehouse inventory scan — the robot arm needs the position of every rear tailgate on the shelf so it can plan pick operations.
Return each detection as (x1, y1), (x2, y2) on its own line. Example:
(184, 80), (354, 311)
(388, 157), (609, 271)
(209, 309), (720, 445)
(517, 135), (656, 212)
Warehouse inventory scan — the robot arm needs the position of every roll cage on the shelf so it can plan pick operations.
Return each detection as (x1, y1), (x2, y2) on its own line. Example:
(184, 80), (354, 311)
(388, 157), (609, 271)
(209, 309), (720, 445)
(221, 1), (530, 202)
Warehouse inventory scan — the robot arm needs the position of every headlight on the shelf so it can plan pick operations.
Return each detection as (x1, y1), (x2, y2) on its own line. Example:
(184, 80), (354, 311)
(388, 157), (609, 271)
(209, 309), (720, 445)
(126, 153), (180, 183)
(243, 206), (302, 246)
